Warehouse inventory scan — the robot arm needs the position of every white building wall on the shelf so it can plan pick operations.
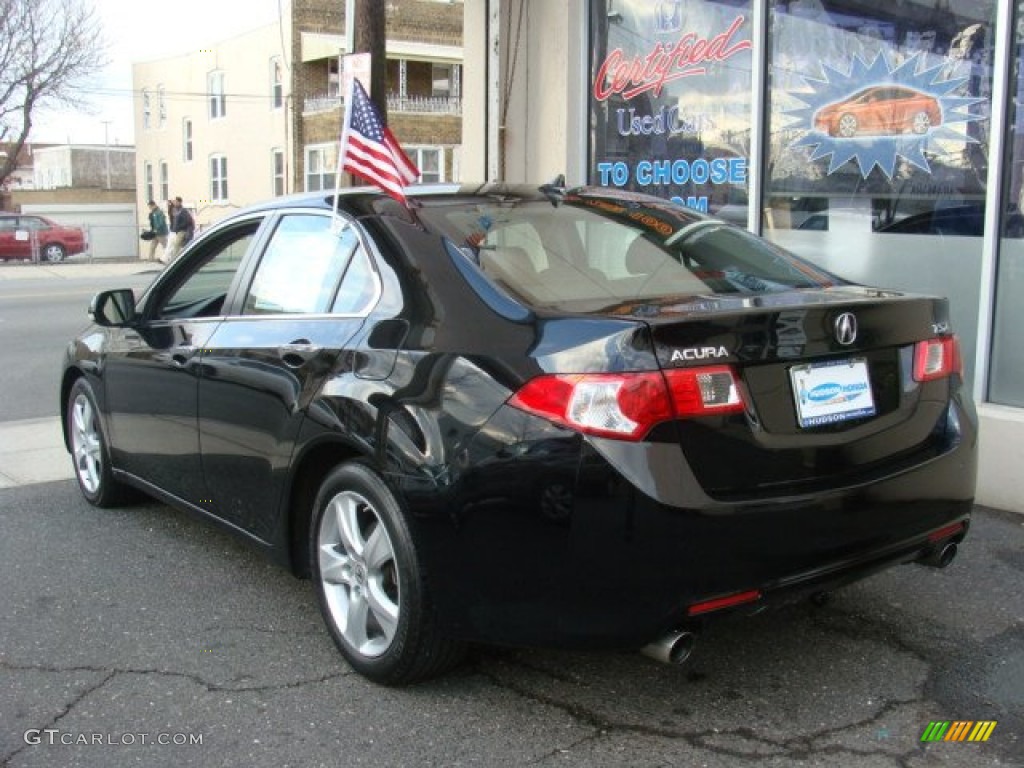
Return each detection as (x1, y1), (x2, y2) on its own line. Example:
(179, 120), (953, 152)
(132, 22), (291, 230)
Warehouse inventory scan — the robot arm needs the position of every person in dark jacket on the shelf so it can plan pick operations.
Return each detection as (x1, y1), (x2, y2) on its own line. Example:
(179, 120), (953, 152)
(144, 200), (168, 262)
(166, 196), (195, 263)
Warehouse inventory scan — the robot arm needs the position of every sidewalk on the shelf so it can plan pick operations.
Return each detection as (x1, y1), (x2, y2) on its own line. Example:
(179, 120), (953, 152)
(0, 258), (161, 281)
(0, 417), (72, 489)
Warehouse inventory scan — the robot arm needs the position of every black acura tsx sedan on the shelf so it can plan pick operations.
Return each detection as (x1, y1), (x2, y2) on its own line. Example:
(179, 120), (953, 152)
(62, 183), (976, 685)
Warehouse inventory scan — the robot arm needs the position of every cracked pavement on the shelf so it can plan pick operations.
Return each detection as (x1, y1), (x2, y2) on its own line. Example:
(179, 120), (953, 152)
(1, 480), (1021, 767)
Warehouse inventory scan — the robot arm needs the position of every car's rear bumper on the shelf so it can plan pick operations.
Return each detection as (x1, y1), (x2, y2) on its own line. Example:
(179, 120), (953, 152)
(404, 396), (977, 650)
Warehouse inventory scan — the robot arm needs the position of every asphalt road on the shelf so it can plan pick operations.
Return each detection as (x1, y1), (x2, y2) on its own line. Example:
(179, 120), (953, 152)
(0, 266), (159, 421)
(1, 479), (1021, 767)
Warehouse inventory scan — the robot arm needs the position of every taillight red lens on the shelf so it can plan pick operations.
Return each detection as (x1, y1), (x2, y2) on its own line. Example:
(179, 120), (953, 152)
(508, 366), (745, 440)
(913, 336), (962, 382)
(664, 366), (745, 417)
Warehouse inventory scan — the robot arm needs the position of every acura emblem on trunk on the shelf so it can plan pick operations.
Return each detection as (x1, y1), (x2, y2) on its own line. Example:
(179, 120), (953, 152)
(834, 312), (858, 345)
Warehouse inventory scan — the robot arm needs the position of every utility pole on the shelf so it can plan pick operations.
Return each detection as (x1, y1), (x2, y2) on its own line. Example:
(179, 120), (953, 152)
(352, 0), (388, 123)
(101, 120), (112, 189)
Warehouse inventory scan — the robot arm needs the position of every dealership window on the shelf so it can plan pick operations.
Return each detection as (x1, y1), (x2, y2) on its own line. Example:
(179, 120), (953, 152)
(142, 89), (151, 130)
(990, 7), (1024, 406)
(305, 143), (337, 192)
(272, 148), (285, 196)
(210, 155), (228, 201)
(144, 162), (154, 204)
(271, 57), (284, 109)
(408, 146), (440, 182)
(208, 71), (226, 119)
(762, 0), (996, 388)
(183, 119), (193, 162)
(587, 1), (753, 220)
(159, 161), (169, 202)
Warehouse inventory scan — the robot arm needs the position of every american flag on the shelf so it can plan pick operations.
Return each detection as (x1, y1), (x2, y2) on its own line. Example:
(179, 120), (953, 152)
(339, 78), (420, 204)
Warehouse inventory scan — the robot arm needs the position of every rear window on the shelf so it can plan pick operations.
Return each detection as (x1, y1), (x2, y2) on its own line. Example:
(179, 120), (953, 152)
(419, 190), (834, 308)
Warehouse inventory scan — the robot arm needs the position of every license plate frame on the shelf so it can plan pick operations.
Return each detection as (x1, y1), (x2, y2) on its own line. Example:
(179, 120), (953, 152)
(790, 357), (876, 428)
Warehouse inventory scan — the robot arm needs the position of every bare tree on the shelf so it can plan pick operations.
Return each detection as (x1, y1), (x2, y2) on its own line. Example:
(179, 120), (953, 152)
(0, 0), (106, 186)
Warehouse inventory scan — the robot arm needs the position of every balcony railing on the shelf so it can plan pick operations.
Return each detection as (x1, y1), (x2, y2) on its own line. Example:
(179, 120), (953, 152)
(303, 93), (462, 116)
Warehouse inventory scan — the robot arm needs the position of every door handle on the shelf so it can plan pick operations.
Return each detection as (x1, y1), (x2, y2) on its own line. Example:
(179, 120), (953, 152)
(278, 340), (321, 367)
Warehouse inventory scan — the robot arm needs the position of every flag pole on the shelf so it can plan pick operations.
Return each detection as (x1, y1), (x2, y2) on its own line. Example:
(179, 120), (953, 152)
(332, 75), (356, 235)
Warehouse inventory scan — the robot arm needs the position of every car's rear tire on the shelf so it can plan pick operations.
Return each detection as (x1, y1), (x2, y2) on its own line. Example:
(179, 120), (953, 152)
(43, 243), (66, 263)
(911, 110), (932, 134)
(311, 461), (466, 685)
(67, 378), (134, 507)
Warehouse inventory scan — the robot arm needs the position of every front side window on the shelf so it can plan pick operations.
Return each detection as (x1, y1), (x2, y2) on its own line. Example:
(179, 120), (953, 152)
(305, 144), (337, 192)
(210, 155), (228, 201)
(208, 71), (226, 119)
(144, 162), (154, 204)
(243, 214), (362, 315)
(155, 221), (262, 320)
(142, 89), (152, 130)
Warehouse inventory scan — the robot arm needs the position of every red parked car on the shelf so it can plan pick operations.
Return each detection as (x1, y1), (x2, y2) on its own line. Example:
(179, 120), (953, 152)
(814, 85), (942, 138)
(0, 213), (89, 263)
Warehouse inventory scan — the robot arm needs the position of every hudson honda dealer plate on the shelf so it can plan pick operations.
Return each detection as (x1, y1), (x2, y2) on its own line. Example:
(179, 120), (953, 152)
(790, 358), (876, 428)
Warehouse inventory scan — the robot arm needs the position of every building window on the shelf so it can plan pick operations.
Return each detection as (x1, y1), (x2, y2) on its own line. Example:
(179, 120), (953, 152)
(159, 161), (169, 202)
(210, 155), (228, 201)
(408, 146), (441, 183)
(272, 148), (285, 196)
(208, 71), (226, 119)
(157, 85), (167, 128)
(144, 162), (154, 203)
(271, 57), (284, 109)
(183, 119), (193, 162)
(305, 143), (337, 192)
(142, 89), (151, 130)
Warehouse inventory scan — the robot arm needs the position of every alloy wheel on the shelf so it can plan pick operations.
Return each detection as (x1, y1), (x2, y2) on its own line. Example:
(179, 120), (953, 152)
(317, 489), (401, 658)
(71, 392), (103, 495)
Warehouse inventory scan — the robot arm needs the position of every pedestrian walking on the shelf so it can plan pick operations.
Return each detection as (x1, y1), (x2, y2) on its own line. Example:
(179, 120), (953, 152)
(143, 200), (168, 262)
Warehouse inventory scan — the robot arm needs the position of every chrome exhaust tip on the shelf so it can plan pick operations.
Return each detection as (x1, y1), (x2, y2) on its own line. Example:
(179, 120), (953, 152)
(919, 541), (958, 569)
(640, 630), (697, 665)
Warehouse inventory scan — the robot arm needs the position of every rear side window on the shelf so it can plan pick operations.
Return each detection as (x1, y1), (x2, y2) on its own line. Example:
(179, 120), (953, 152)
(243, 214), (357, 315)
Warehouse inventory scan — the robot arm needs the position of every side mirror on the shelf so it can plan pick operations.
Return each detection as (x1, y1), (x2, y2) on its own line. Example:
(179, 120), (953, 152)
(89, 289), (137, 327)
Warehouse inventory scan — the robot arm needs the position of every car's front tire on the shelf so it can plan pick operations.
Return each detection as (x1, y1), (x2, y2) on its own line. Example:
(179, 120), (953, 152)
(837, 113), (858, 138)
(67, 378), (133, 507)
(311, 462), (465, 685)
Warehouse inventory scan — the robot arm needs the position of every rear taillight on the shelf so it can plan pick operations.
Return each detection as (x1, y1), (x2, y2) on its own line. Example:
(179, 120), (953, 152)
(913, 335), (962, 382)
(508, 366), (745, 441)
